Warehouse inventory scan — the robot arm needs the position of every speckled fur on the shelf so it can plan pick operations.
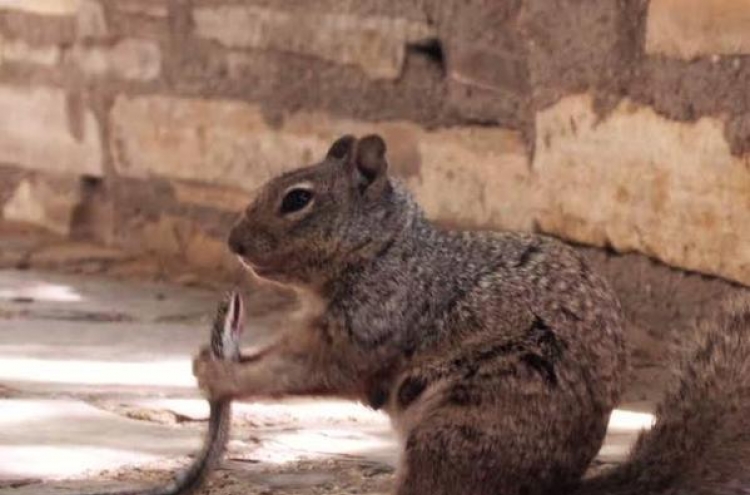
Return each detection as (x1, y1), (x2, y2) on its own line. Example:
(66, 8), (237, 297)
(193, 135), (750, 495)
(575, 295), (750, 495)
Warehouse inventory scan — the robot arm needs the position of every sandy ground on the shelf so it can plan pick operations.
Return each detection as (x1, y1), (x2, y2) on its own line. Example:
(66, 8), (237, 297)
(0, 221), (744, 495)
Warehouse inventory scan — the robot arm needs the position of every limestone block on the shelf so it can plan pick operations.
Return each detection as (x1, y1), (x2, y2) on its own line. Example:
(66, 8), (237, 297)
(646, 0), (750, 59)
(193, 5), (435, 79)
(0, 0), (107, 38)
(110, 94), (536, 231)
(172, 182), (251, 212)
(0, 36), (61, 66)
(76, 0), (106, 39)
(0, 85), (102, 176)
(0, 0), (81, 15)
(136, 215), (235, 273)
(534, 93), (750, 286)
(2, 175), (82, 235)
(69, 39), (161, 80)
(112, 2), (168, 18)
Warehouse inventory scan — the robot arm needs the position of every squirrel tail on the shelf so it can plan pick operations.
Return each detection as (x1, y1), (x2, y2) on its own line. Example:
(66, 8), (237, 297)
(576, 294), (750, 495)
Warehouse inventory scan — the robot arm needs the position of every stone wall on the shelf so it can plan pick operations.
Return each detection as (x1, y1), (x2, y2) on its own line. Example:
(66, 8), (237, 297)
(0, 0), (748, 285)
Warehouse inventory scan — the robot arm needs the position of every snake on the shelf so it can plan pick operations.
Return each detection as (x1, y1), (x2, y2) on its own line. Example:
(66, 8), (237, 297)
(86, 290), (244, 495)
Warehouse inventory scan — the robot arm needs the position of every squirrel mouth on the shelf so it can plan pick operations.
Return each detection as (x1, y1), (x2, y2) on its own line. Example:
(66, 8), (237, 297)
(237, 256), (272, 276)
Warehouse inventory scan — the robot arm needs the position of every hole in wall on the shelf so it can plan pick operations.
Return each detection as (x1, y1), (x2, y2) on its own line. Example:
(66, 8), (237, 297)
(70, 176), (108, 242)
(407, 38), (446, 74)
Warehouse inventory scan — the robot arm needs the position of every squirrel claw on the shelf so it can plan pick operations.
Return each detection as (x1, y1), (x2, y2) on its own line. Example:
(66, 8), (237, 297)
(192, 354), (239, 401)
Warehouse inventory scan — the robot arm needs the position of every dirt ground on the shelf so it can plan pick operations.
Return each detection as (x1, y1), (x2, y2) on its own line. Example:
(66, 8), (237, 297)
(0, 220), (747, 495)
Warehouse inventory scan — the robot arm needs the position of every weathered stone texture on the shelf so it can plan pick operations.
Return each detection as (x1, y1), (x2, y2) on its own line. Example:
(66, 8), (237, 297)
(171, 182), (250, 213)
(103, 1), (169, 40)
(0, 35), (60, 66)
(69, 39), (161, 80)
(0, 85), (102, 176)
(0, 0), (106, 39)
(75, 0), (106, 39)
(126, 214), (236, 273)
(0, 9), (76, 46)
(193, 5), (435, 79)
(410, 127), (534, 231)
(0, 0), (747, 288)
(206, 46), (447, 128)
(0, 0), (82, 15)
(446, 49), (528, 125)
(2, 175), (83, 236)
(534, 94), (750, 285)
(439, 0), (529, 125)
(110, 95), (536, 231)
(646, 0), (750, 59)
(110, 95), (313, 189)
(111, 3), (167, 19)
(519, 0), (633, 106)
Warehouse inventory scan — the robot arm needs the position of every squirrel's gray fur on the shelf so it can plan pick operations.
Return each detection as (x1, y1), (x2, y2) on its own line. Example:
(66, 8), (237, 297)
(193, 134), (750, 495)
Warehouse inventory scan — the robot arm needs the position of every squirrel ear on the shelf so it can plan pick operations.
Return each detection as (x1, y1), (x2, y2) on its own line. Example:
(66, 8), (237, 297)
(326, 135), (357, 160)
(354, 134), (388, 183)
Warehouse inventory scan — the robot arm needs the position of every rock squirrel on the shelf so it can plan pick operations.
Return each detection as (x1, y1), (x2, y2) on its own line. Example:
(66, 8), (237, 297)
(193, 134), (750, 495)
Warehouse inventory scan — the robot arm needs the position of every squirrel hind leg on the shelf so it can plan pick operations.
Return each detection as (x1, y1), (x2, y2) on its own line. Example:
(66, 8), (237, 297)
(393, 408), (588, 495)
(394, 419), (510, 495)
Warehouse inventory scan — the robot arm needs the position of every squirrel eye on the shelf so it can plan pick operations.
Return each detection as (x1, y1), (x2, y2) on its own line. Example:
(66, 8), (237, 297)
(280, 188), (314, 214)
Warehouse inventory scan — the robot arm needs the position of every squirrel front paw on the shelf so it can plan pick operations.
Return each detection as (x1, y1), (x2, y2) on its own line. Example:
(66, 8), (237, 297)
(192, 347), (241, 401)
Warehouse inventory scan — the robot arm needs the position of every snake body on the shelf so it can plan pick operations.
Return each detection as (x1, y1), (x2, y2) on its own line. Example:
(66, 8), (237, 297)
(88, 291), (244, 495)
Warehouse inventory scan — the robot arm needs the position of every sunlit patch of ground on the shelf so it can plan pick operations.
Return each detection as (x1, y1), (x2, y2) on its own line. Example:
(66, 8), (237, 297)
(0, 268), (654, 494)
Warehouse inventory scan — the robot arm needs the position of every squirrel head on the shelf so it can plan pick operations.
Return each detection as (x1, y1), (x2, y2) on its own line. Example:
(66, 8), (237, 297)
(228, 134), (410, 287)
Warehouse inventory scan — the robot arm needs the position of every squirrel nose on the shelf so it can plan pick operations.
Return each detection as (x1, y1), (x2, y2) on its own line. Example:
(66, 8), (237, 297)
(228, 230), (246, 256)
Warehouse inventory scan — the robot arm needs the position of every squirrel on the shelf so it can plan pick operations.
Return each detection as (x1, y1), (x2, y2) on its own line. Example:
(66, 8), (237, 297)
(193, 134), (750, 495)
